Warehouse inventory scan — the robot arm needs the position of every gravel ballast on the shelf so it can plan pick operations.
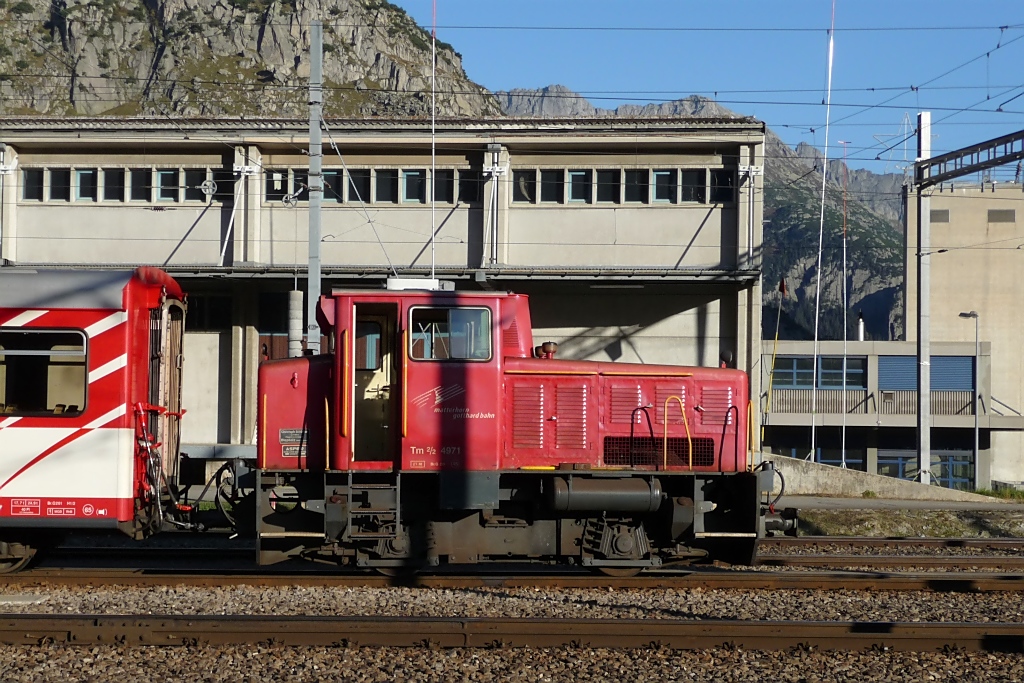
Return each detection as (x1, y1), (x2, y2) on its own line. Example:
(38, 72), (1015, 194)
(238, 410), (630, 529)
(0, 643), (1021, 682)
(0, 584), (1023, 623)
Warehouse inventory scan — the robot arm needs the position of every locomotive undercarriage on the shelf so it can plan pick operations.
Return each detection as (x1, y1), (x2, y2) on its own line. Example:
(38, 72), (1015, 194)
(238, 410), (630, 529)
(256, 469), (772, 571)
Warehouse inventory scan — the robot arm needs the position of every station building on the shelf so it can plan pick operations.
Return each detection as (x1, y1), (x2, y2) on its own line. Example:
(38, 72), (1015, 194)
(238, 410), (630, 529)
(761, 180), (1024, 490)
(0, 116), (766, 458)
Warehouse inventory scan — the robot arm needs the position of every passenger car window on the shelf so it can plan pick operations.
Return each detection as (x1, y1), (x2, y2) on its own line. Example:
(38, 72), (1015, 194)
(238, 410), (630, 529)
(0, 329), (86, 416)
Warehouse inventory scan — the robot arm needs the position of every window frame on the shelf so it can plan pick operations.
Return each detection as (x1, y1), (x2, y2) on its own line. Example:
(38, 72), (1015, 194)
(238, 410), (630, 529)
(0, 327), (88, 417)
(512, 169), (536, 204)
(49, 168), (71, 202)
(403, 169), (426, 203)
(539, 169), (564, 203)
(407, 306), (493, 363)
(568, 169), (592, 204)
(596, 169), (620, 204)
(653, 169), (677, 204)
(22, 168), (44, 201)
(624, 169), (650, 204)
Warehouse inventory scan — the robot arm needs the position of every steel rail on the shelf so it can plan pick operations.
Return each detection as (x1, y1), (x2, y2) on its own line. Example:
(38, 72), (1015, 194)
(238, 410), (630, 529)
(759, 555), (1024, 569)
(762, 537), (1024, 550)
(6, 568), (1024, 592)
(1, 614), (1023, 651)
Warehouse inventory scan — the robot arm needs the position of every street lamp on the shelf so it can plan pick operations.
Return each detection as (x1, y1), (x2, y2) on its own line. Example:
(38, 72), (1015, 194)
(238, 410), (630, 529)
(959, 311), (980, 473)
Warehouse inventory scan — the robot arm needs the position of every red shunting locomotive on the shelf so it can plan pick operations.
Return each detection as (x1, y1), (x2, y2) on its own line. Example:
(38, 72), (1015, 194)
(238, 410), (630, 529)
(257, 282), (781, 572)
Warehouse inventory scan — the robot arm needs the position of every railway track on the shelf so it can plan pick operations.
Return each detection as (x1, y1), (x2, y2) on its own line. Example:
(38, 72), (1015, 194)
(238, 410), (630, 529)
(1, 614), (1022, 652)
(5, 567), (1024, 592)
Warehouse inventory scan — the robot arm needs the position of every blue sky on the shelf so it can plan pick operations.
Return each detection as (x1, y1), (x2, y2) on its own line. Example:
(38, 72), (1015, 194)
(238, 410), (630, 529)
(392, 1), (1024, 175)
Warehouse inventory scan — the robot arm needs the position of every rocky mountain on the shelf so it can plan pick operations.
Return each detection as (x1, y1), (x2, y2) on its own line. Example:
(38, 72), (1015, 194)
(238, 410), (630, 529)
(501, 85), (907, 341)
(0, 0), (499, 117)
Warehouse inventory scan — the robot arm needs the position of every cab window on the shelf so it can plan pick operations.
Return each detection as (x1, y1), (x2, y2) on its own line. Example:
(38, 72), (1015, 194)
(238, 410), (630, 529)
(409, 307), (491, 361)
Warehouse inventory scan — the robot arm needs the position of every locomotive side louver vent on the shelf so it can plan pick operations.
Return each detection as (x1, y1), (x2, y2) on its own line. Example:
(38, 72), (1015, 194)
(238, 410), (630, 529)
(700, 386), (734, 426)
(556, 385), (587, 449)
(512, 384), (544, 448)
(609, 384), (642, 423)
(655, 386), (686, 424)
(502, 319), (520, 350)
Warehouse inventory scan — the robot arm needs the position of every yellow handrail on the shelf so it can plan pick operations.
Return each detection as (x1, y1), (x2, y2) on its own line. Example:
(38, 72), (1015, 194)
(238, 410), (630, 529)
(662, 395), (692, 470)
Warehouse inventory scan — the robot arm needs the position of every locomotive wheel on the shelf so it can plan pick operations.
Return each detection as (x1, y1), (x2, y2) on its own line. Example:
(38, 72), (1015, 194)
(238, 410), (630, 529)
(0, 544), (35, 574)
(594, 566), (644, 578)
(374, 566), (419, 578)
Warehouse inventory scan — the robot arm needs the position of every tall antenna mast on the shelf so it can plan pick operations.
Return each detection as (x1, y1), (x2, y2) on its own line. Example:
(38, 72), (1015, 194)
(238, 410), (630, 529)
(839, 139), (850, 469)
(810, 0), (837, 461)
(430, 0), (437, 280)
(306, 19), (323, 354)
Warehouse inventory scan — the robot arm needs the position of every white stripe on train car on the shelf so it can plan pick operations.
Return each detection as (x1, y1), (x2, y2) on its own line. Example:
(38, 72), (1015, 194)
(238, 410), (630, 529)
(0, 417), (20, 429)
(84, 404), (127, 430)
(88, 355), (127, 384)
(84, 311), (128, 338)
(1, 310), (47, 327)
(0, 427), (133, 499)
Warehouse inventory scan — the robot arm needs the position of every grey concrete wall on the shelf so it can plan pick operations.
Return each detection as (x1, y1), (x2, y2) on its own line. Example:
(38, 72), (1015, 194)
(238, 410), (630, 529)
(764, 453), (997, 502)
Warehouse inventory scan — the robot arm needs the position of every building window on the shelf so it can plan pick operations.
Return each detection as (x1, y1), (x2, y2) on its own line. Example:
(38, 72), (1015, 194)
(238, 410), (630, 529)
(130, 169), (151, 201)
(22, 169), (43, 201)
(568, 170), (591, 203)
(375, 169), (398, 203)
(624, 169), (649, 203)
(930, 209), (949, 223)
(988, 209), (1015, 223)
(680, 169), (706, 203)
(49, 169), (71, 201)
(76, 169), (98, 201)
(323, 170), (344, 203)
(409, 307), (492, 361)
(348, 169), (371, 203)
(292, 170), (309, 201)
(512, 169), (536, 203)
(265, 170), (287, 202)
(403, 169), (426, 203)
(818, 357), (867, 389)
(710, 169), (735, 203)
(771, 357), (815, 389)
(596, 169), (620, 203)
(0, 329), (86, 417)
(772, 356), (865, 389)
(103, 169), (125, 201)
(433, 169), (454, 203)
(458, 169), (482, 203)
(540, 169), (563, 203)
(653, 169), (677, 203)
(183, 169), (207, 201)
(157, 169), (179, 201)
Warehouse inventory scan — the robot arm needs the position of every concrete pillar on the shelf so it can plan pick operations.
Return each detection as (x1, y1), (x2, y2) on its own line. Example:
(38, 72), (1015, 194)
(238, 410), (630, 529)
(0, 146), (17, 262)
(229, 285), (260, 444)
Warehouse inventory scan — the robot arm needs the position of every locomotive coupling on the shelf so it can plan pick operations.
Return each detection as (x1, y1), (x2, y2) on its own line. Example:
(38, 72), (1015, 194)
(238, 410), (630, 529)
(764, 507), (799, 536)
